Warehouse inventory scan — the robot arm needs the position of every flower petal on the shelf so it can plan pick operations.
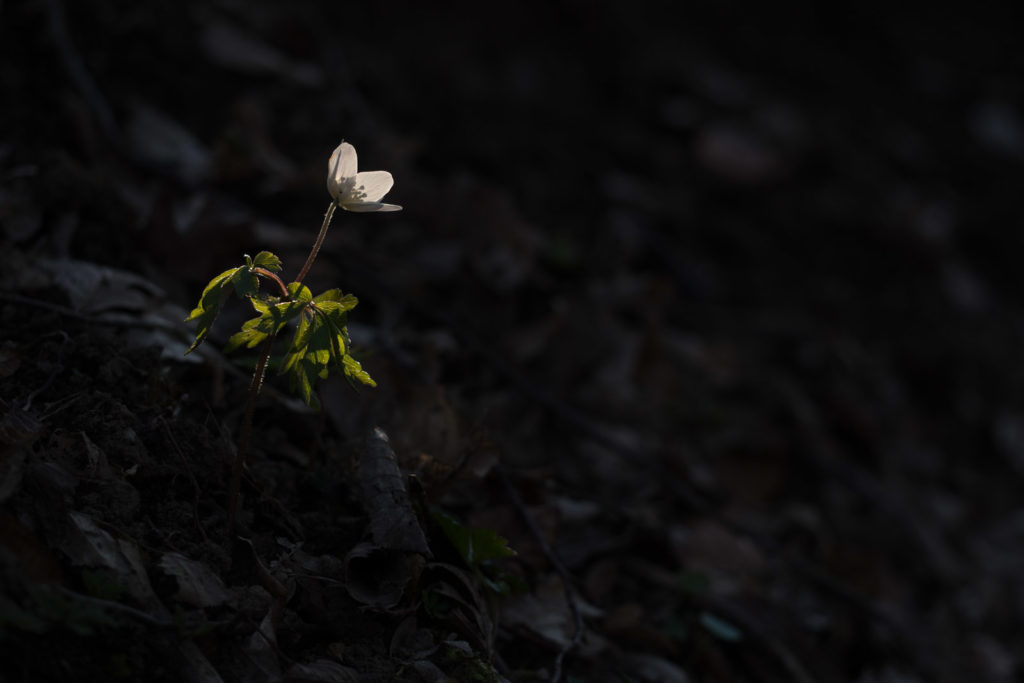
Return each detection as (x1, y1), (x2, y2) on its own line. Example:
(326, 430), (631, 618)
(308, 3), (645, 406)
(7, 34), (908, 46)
(342, 201), (402, 213)
(328, 142), (358, 184)
(352, 171), (394, 203)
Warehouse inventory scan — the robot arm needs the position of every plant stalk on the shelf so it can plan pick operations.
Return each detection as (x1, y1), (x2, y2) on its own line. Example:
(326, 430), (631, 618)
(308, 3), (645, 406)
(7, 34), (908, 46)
(227, 202), (337, 533)
(227, 336), (274, 533)
(296, 202), (337, 284)
(254, 267), (289, 297)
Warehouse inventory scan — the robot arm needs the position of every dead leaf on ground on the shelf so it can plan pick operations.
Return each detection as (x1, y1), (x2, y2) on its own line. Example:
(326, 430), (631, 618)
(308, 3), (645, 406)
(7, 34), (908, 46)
(158, 552), (230, 607)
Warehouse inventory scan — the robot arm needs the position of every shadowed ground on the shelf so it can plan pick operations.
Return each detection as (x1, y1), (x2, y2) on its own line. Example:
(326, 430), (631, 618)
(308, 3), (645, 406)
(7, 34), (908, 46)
(2, 2), (1023, 681)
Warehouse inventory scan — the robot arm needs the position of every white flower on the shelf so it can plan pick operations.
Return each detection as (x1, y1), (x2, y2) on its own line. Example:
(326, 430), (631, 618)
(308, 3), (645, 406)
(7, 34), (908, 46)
(327, 141), (402, 212)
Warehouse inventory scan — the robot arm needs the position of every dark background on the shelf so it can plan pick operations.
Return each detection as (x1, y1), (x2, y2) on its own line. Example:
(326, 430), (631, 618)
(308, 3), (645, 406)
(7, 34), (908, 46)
(2, 1), (1024, 681)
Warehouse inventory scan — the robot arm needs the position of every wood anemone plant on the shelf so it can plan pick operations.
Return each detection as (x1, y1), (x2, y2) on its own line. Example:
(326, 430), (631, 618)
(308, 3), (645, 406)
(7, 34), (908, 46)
(184, 141), (401, 532)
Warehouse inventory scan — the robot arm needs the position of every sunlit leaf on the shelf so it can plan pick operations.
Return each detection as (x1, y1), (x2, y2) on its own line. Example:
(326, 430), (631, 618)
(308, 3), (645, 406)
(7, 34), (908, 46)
(229, 267), (259, 298)
(313, 288), (353, 304)
(286, 282), (313, 305)
(314, 289), (358, 314)
(317, 308), (349, 366)
(224, 316), (269, 353)
(251, 250), (282, 272)
(281, 313), (312, 374)
(184, 267), (244, 353)
(342, 354), (376, 387)
(230, 282), (314, 352)
(281, 313), (334, 408)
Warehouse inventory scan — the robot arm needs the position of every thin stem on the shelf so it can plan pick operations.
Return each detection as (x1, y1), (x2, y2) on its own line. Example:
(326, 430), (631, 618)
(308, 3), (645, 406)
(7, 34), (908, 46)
(254, 267), (289, 297)
(296, 202), (337, 284)
(227, 336), (274, 533)
(227, 201), (335, 533)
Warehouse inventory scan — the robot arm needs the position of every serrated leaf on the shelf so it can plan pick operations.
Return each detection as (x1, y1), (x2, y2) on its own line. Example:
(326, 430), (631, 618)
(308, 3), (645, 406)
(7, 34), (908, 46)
(251, 250), (282, 272)
(287, 282), (313, 305)
(224, 317), (270, 353)
(281, 313), (334, 408)
(234, 282), (313, 346)
(281, 314), (312, 374)
(312, 288), (342, 303)
(313, 289), (358, 309)
(316, 299), (358, 319)
(184, 267), (244, 353)
(430, 509), (515, 567)
(229, 268), (259, 298)
(304, 316), (333, 369)
(342, 354), (376, 387)
(291, 355), (315, 406)
(317, 309), (348, 367)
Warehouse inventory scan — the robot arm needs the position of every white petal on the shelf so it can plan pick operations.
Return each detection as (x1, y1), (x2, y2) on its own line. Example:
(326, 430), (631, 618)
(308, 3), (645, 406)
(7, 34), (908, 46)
(352, 171), (394, 203)
(328, 142), (358, 184)
(342, 201), (401, 213)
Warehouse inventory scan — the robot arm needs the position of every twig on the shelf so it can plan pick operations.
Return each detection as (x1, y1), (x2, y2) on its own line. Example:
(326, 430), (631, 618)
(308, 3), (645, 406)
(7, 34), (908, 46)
(224, 200), (337, 534)
(496, 466), (582, 683)
(227, 336), (274, 533)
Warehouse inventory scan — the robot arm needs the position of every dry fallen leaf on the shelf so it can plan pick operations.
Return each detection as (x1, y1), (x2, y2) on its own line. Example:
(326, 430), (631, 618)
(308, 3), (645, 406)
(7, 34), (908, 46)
(157, 552), (230, 608)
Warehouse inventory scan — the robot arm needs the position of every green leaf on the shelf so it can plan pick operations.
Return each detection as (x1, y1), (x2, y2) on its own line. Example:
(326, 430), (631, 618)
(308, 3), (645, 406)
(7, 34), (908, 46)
(281, 313), (334, 408)
(224, 316), (270, 353)
(184, 267), (244, 353)
(316, 308), (349, 366)
(314, 289), (358, 310)
(287, 282), (313, 305)
(229, 267), (259, 298)
(252, 250), (282, 272)
(281, 313), (313, 374)
(430, 508), (515, 567)
(342, 354), (376, 387)
(227, 282), (314, 353)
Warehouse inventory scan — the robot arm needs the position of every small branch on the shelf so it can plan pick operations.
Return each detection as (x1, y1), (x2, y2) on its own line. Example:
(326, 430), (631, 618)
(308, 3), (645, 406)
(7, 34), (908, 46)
(295, 202), (337, 284)
(227, 336), (274, 533)
(253, 268), (289, 298)
(497, 466), (583, 683)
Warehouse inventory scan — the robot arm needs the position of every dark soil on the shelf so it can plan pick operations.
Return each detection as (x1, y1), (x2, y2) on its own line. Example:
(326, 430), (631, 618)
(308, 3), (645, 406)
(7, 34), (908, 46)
(2, 2), (1023, 682)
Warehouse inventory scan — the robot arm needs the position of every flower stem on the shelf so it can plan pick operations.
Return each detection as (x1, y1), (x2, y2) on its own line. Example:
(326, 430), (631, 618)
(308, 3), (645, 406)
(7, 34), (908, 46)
(253, 267), (289, 298)
(227, 202), (336, 533)
(227, 202), (337, 533)
(296, 202), (337, 284)
(227, 335), (274, 533)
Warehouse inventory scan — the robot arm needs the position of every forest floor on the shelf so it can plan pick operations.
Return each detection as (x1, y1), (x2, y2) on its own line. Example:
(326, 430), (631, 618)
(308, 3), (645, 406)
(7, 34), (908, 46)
(2, 2), (1024, 682)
